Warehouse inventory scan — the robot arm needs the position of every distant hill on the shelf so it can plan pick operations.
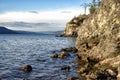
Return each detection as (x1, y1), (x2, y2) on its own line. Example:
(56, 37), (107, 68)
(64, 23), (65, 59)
(0, 26), (63, 35)
(0, 26), (18, 34)
(0, 22), (65, 32)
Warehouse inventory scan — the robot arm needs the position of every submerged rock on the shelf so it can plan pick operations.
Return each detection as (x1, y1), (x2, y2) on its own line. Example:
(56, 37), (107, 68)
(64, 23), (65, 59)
(67, 77), (79, 80)
(50, 49), (72, 59)
(58, 51), (70, 59)
(72, 47), (78, 53)
(21, 65), (32, 72)
(61, 65), (70, 71)
(61, 47), (78, 53)
(51, 53), (58, 58)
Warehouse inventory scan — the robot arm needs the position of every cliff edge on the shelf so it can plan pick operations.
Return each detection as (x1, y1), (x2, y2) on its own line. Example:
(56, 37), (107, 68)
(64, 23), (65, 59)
(62, 0), (120, 79)
(61, 14), (88, 37)
(75, 0), (120, 79)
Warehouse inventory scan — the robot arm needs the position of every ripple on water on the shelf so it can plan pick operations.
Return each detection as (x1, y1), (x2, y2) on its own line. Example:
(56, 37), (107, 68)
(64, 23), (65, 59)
(0, 34), (77, 80)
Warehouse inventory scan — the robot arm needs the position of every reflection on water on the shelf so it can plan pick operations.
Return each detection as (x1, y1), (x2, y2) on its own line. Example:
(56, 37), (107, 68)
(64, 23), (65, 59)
(0, 34), (77, 80)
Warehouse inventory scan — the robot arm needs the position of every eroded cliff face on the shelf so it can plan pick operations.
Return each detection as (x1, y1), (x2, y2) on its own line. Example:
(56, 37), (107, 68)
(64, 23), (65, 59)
(76, 0), (120, 61)
(61, 15), (88, 37)
(75, 0), (120, 79)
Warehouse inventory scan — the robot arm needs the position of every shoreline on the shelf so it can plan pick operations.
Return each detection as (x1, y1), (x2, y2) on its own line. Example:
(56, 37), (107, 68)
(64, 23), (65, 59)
(59, 0), (120, 80)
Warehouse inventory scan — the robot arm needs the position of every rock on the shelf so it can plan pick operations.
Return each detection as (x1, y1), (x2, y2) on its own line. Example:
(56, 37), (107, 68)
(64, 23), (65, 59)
(50, 53), (58, 58)
(86, 73), (97, 79)
(96, 70), (116, 80)
(61, 47), (78, 53)
(61, 47), (73, 52)
(58, 51), (70, 59)
(117, 74), (120, 80)
(61, 66), (70, 71)
(67, 77), (78, 80)
(61, 14), (88, 37)
(106, 69), (117, 77)
(74, 55), (82, 62)
(61, 0), (120, 79)
(67, 77), (75, 80)
(79, 67), (86, 73)
(117, 65), (120, 80)
(72, 47), (78, 53)
(21, 65), (32, 72)
(97, 71), (109, 80)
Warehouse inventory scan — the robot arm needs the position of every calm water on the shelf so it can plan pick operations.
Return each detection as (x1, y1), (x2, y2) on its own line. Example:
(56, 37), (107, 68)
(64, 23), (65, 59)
(0, 34), (77, 80)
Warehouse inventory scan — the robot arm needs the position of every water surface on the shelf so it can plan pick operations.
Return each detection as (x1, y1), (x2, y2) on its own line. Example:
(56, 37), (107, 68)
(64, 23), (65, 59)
(0, 34), (77, 80)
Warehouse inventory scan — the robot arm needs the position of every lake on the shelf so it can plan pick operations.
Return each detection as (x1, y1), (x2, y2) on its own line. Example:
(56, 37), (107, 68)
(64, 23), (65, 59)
(0, 34), (77, 80)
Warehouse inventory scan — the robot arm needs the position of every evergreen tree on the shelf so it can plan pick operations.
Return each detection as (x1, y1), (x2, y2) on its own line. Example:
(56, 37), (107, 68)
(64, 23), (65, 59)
(89, 0), (97, 14)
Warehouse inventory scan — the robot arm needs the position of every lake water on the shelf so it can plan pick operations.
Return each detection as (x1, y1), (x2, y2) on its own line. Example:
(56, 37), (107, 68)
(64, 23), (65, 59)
(0, 34), (77, 80)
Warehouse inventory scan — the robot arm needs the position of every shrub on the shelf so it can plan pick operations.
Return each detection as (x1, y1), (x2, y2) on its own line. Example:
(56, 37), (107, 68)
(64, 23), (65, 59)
(69, 20), (75, 24)
(89, 5), (96, 14)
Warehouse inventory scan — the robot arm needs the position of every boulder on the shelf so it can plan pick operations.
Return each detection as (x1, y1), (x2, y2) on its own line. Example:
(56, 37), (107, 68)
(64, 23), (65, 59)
(21, 65), (32, 72)
(61, 47), (78, 53)
(61, 66), (70, 71)
(58, 51), (70, 59)
(106, 69), (117, 77)
(72, 47), (78, 53)
(67, 77), (78, 80)
(50, 53), (58, 58)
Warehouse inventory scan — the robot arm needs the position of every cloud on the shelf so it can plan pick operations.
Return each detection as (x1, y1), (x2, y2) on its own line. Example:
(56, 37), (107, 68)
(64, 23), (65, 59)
(61, 11), (72, 13)
(0, 8), (86, 23)
(29, 11), (39, 14)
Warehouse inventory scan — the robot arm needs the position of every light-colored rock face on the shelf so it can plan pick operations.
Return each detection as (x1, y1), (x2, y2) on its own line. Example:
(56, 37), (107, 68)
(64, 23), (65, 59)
(61, 15), (88, 37)
(74, 0), (120, 79)
(61, 0), (120, 79)
(76, 0), (120, 60)
(62, 23), (79, 37)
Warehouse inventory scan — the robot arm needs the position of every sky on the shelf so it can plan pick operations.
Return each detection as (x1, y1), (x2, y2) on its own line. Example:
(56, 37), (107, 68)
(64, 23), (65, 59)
(0, 0), (93, 22)
(0, 0), (92, 12)
(0, 0), (93, 31)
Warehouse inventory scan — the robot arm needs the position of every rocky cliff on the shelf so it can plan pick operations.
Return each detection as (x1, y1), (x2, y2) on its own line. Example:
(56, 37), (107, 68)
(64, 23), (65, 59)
(75, 0), (120, 79)
(61, 14), (88, 37)
(62, 0), (120, 79)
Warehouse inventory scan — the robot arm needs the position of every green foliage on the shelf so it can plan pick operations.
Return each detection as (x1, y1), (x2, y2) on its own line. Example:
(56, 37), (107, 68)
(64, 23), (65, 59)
(89, 5), (96, 14)
(69, 20), (75, 24)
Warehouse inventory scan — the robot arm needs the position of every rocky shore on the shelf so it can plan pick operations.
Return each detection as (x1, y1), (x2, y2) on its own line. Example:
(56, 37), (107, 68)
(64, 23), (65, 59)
(18, 0), (120, 79)
(61, 0), (120, 80)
